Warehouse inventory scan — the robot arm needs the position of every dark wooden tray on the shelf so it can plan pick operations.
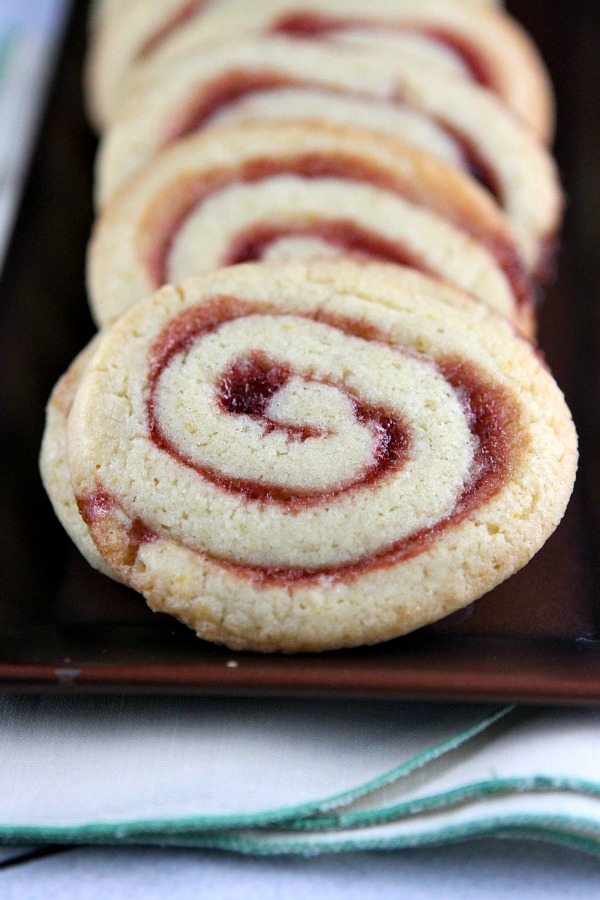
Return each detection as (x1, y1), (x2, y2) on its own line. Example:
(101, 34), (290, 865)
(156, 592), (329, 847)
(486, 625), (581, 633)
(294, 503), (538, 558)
(1, 0), (599, 703)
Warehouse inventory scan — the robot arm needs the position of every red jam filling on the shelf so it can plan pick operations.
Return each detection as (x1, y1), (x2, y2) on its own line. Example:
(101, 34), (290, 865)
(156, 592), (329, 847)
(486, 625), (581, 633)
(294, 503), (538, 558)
(145, 300), (411, 505)
(439, 357), (515, 505)
(217, 351), (292, 418)
(270, 14), (493, 89)
(160, 68), (553, 292)
(164, 71), (297, 142)
(217, 351), (324, 442)
(223, 353), (517, 584)
(78, 490), (157, 547)
(412, 26), (493, 90)
(80, 301), (519, 582)
(137, 0), (208, 60)
(165, 70), (502, 206)
(77, 490), (114, 523)
(162, 73), (537, 303)
(417, 115), (503, 205)
(127, 518), (158, 546)
(144, 152), (530, 310)
(222, 220), (428, 273)
(145, 153), (425, 285)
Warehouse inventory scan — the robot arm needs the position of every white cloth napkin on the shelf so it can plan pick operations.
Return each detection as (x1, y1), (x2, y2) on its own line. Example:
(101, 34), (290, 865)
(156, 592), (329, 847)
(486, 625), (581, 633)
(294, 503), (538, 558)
(0, 696), (599, 857)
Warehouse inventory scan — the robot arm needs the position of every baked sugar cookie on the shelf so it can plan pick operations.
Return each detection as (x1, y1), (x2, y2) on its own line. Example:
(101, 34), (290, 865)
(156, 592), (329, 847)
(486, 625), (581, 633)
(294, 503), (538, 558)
(39, 338), (119, 580)
(100, 0), (553, 142)
(88, 0), (131, 32)
(67, 261), (577, 652)
(96, 36), (560, 278)
(89, 120), (533, 334)
(86, 0), (227, 128)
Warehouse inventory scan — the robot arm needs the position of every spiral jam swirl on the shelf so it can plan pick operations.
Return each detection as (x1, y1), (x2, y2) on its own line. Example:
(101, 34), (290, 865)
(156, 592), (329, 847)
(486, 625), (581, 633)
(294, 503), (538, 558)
(138, 0), (211, 59)
(146, 298), (412, 506)
(138, 6), (491, 90)
(140, 152), (529, 312)
(163, 70), (499, 202)
(79, 295), (519, 585)
(270, 13), (492, 88)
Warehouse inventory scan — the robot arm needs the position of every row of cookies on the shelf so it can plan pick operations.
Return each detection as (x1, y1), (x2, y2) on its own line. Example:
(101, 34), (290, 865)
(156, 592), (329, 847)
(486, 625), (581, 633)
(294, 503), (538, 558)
(40, 0), (576, 651)
(84, 0), (561, 335)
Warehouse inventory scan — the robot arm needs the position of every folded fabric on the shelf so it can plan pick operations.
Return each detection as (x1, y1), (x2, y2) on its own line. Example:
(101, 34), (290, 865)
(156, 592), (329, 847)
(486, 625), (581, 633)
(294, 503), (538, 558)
(0, 696), (599, 857)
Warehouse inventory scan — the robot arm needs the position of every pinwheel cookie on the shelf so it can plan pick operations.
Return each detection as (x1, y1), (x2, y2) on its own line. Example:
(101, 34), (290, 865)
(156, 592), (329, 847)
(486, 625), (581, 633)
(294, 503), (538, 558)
(89, 120), (533, 334)
(66, 261), (577, 652)
(92, 0), (553, 141)
(96, 36), (561, 277)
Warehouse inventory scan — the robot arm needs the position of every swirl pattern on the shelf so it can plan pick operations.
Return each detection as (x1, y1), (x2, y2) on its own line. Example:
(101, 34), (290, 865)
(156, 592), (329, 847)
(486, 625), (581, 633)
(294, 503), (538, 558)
(87, 0), (552, 143)
(89, 120), (532, 333)
(67, 262), (577, 651)
(140, 297), (510, 574)
(95, 37), (561, 282)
